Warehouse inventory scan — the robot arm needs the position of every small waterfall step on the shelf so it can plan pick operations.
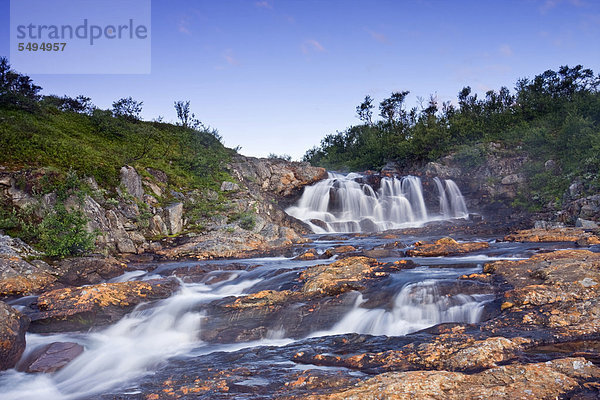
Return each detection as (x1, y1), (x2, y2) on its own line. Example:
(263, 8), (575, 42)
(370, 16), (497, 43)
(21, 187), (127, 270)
(286, 172), (469, 233)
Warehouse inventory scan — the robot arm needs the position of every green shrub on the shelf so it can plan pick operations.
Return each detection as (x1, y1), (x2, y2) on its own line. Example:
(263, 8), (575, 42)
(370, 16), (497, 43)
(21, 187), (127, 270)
(228, 211), (256, 231)
(35, 204), (96, 257)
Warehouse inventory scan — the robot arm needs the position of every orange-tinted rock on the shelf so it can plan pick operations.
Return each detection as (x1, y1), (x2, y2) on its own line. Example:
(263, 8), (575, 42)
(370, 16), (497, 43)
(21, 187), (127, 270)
(322, 246), (357, 258)
(304, 358), (599, 400)
(406, 237), (489, 257)
(295, 334), (529, 374)
(504, 228), (600, 245)
(0, 301), (29, 370)
(300, 257), (379, 296)
(485, 250), (600, 308)
(29, 279), (179, 332)
(226, 290), (300, 309)
(294, 250), (319, 261)
(0, 257), (56, 297)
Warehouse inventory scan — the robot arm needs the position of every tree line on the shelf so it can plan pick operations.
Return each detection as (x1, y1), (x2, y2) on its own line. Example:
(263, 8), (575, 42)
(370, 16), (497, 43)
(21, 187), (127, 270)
(304, 65), (600, 175)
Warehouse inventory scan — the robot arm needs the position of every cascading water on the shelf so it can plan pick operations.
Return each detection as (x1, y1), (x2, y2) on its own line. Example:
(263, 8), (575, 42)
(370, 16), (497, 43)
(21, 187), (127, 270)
(286, 173), (470, 233)
(315, 280), (492, 337)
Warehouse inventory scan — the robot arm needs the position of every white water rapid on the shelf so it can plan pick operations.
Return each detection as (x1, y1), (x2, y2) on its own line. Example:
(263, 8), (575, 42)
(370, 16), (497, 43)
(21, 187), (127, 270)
(313, 280), (492, 337)
(286, 173), (469, 233)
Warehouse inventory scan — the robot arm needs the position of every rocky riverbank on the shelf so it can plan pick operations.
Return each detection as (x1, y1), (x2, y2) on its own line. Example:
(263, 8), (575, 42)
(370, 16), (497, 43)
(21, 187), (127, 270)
(1, 154), (600, 399)
(79, 224), (600, 400)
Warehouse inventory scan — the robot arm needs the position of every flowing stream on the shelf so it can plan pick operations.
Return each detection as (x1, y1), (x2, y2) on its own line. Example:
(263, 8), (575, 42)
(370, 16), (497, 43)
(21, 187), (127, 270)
(286, 173), (468, 233)
(0, 176), (539, 399)
(0, 240), (539, 400)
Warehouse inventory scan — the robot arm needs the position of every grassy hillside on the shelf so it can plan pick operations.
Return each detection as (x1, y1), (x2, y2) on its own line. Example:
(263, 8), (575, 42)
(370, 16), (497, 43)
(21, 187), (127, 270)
(0, 107), (231, 191)
(0, 57), (233, 256)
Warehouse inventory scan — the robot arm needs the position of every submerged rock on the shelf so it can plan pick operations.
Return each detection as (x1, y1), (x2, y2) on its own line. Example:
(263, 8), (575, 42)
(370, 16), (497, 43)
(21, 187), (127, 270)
(0, 301), (29, 370)
(406, 237), (489, 257)
(17, 341), (84, 373)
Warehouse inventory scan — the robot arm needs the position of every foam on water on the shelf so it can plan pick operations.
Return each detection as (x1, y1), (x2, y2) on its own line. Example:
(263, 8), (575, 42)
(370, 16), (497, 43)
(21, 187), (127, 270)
(286, 173), (469, 233)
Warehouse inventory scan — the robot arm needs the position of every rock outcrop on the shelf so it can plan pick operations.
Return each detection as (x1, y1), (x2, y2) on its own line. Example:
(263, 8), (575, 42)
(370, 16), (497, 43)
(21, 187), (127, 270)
(0, 157), (326, 259)
(27, 279), (179, 332)
(406, 237), (489, 257)
(304, 358), (599, 400)
(503, 227), (600, 245)
(0, 301), (29, 370)
(0, 235), (56, 296)
(228, 155), (327, 198)
(17, 341), (84, 373)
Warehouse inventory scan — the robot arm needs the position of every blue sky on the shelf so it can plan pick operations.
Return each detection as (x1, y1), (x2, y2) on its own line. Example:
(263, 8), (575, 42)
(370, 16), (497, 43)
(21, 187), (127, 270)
(1, 0), (599, 159)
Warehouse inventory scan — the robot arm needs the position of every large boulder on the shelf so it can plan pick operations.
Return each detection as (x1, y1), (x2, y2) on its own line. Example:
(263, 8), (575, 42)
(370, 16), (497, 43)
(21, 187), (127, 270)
(54, 256), (126, 286)
(0, 235), (56, 296)
(504, 227), (600, 245)
(406, 237), (489, 257)
(0, 301), (29, 370)
(164, 203), (184, 235)
(28, 279), (179, 332)
(17, 341), (84, 373)
(305, 358), (599, 400)
(119, 165), (144, 200)
(228, 155), (327, 198)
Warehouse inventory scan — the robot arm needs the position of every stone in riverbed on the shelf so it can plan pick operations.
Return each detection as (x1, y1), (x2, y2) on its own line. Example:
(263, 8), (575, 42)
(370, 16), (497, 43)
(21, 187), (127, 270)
(322, 245), (357, 258)
(405, 237), (489, 257)
(0, 257), (56, 297)
(0, 301), (29, 370)
(17, 341), (84, 373)
(300, 257), (379, 296)
(576, 218), (599, 229)
(27, 279), (179, 332)
(503, 228), (600, 245)
(54, 256), (126, 286)
(304, 358), (599, 400)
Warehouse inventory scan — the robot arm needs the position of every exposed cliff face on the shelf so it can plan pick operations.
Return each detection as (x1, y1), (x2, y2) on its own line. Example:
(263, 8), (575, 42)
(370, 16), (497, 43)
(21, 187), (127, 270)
(417, 143), (529, 219)
(0, 156), (326, 259)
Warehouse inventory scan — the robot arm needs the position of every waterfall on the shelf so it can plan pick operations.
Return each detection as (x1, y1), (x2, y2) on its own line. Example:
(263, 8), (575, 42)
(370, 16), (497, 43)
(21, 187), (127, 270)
(314, 280), (492, 337)
(286, 173), (469, 233)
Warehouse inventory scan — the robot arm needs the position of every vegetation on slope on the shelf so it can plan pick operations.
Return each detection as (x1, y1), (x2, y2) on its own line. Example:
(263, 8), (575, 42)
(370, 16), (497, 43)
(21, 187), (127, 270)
(0, 57), (232, 256)
(304, 65), (600, 209)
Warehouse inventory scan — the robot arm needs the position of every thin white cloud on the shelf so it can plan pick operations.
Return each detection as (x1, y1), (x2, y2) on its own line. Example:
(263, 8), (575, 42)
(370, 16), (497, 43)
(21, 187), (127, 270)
(223, 49), (239, 66)
(539, 0), (585, 13)
(301, 39), (325, 55)
(366, 29), (389, 44)
(255, 1), (273, 9)
(499, 44), (513, 57)
(177, 17), (191, 35)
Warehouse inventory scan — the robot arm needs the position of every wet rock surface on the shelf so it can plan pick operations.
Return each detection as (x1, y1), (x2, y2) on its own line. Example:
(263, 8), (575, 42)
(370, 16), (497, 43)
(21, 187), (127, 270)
(17, 341), (84, 373)
(300, 358), (600, 400)
(406, 237), (489, 257)
(5, 224), (600, 399)
(156, 227), (310, 260)
(198, 257), (417, 343)
(0, 301), (29, 370)
(26, 279), (179, 332)
(504, 227), (600, 245)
